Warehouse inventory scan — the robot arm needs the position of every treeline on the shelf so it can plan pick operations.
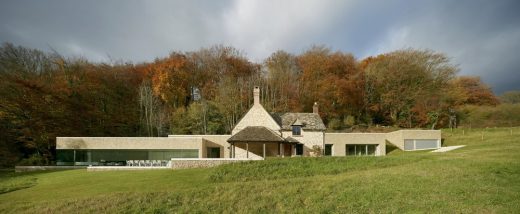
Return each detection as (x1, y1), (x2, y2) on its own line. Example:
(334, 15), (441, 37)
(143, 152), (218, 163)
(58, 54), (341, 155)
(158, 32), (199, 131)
(0, 43), (513, 166)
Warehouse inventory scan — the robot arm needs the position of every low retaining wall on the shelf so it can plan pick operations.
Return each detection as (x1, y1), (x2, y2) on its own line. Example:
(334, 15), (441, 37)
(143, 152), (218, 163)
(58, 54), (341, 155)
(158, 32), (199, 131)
(170, 158), (260, 169)
(15, 166), (87, 172)
(87, 166), (170, 172)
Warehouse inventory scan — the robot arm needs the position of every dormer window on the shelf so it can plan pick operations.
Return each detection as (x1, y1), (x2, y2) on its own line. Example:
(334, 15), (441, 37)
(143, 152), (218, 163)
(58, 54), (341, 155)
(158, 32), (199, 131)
(291, 118), (304, 136)
(292, 126), (301, 136)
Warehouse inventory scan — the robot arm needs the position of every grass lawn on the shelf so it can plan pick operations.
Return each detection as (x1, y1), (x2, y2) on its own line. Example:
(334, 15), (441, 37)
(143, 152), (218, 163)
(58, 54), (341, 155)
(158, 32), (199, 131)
(1, 127), (520, 213)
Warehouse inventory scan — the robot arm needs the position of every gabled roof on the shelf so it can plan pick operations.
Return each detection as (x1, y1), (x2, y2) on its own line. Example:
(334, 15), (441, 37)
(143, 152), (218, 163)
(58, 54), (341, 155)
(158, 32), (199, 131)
(271, 113), (326, 131)
(228, 126), (285, 142)
(231, 103), (281, 135)
(292, 118), (304, 126)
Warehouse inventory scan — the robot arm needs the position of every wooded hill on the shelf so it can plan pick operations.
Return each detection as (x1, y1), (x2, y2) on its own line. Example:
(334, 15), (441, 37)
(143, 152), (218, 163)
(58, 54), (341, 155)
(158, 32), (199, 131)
(0, 43), (517, 166)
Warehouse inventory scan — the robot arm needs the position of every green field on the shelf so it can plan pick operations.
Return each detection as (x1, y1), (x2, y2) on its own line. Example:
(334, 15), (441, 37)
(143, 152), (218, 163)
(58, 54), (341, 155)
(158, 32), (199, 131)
(1, 128), (520, 213)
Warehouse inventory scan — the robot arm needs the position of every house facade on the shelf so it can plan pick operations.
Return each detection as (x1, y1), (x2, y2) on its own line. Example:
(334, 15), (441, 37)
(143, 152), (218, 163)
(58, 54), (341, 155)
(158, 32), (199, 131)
(56, 87), (441, 166)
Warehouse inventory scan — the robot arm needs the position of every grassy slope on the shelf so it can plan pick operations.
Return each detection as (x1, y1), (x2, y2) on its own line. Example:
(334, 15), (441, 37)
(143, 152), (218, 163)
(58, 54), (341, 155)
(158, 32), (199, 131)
(1, 128), (519, 213)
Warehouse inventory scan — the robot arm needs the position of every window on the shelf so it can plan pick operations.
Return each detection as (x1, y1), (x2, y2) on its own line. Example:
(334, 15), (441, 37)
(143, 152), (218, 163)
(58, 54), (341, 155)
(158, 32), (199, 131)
(404, 139), (439, 151)
(415, 139), (439, 150)
(345, 145), (377, 156)
(207, 147), (221, 158)
(55, 149), (199, 166)
(292, 126), (301, 135)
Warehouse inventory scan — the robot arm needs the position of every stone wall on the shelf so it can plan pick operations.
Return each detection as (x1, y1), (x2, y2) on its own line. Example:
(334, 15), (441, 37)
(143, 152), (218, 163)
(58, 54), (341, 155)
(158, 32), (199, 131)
(170, 158), (259, 169)
(282, 130), (324, 156)
(231, 104), (281, 135)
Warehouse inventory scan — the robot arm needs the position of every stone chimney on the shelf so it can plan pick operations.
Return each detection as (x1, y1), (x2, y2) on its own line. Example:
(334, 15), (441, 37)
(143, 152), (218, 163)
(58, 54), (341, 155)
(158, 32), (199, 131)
(253, 86), (260, 105)
(313, 102), (319, 114)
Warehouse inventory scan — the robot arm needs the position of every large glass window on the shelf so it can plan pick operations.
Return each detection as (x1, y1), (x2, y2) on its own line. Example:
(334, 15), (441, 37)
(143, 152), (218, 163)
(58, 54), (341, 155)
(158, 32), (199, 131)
(404, 140), (414, 150)
(404, 139), (439, 151)
(415, 139), (438, 150)
(56, 149), (199, 166)
(345, 145), (377, 156)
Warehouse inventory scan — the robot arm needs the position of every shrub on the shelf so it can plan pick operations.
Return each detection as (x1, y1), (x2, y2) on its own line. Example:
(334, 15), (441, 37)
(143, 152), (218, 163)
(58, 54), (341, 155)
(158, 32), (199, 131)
(328, 118), (342, 130)
(17, 154), (49, 166)
(458, 104), (520, 128)
(309, 145), (322, 157)
(343, 115), (356, 127)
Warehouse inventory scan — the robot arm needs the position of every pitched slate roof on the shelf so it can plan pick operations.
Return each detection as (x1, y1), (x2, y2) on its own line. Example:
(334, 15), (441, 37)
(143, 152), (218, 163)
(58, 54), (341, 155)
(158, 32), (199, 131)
(270, 113), (326, 131)
(227, 126), (285, 142)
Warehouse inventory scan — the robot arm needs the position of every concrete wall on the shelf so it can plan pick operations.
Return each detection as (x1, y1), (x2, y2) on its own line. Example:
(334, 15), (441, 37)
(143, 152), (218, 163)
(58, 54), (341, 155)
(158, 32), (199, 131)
(58, 130), (442, 159)
(170, 135), (231, 158)
(385, 130), (403, 150)
(324, 133), (387, 156)
(282, 130), (324, 156)
(57, 137), (203, 157)
(385, 130), (441, 150)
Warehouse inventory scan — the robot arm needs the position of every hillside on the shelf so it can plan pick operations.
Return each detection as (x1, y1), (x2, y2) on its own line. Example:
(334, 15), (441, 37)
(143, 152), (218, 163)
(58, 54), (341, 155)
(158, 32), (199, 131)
(0, 127), (519, 213)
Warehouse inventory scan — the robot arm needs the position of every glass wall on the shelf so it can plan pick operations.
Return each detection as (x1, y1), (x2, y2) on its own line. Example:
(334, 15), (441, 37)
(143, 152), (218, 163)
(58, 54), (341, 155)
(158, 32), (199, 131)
(404, 139), (439, 151)
(346, 145), (377, 156)
(56, 149), (199, 166)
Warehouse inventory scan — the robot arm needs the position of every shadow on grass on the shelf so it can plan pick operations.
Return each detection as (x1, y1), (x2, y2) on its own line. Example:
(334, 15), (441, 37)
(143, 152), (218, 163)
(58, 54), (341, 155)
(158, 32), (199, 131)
(0, 171), (43, 194)
(385, 142), (399, 154)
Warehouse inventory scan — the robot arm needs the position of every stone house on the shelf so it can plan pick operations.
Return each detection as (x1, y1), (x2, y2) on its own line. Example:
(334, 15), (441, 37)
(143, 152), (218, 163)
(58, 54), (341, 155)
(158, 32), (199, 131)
(55, 87), (441, 165)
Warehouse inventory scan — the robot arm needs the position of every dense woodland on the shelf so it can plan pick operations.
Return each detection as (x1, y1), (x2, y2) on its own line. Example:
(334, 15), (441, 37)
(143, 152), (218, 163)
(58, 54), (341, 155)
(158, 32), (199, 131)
(1, 43), (519, 166)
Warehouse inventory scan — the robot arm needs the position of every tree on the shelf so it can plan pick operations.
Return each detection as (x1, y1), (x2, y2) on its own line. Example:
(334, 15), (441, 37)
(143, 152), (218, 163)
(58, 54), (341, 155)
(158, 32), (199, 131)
(139, 81), (169, 137)
(147, 53), (190, 109)
(263, 50), (301, 112)
(363, 49), (458, 127)
(450, 76), (499, 106)
(500, 90), (520, 104)
(297, 46), (364, 124)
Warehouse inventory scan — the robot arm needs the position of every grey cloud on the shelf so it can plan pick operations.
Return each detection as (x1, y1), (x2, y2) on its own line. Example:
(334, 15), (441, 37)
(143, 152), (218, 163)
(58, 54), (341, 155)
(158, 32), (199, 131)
(1, 0), (519, 93)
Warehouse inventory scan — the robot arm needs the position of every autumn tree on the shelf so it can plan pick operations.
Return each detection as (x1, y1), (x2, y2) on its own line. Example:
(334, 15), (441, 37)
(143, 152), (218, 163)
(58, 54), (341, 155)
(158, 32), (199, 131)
(263, 50), (301, 112)
(147, 53), (191, 109)
(500, 90), (520, 104)
(450, 76), (499, 106)
(363, 49), (458, 127)
(297, 46), (364, 125)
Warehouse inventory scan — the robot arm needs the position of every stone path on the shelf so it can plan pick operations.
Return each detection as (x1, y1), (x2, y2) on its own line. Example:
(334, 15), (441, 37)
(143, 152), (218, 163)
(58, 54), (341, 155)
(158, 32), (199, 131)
(431, 145), (466, 153)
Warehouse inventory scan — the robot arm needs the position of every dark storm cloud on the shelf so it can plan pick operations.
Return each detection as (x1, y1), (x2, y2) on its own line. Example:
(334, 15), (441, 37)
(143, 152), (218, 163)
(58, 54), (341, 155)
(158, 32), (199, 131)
(1, 0), (519, 93)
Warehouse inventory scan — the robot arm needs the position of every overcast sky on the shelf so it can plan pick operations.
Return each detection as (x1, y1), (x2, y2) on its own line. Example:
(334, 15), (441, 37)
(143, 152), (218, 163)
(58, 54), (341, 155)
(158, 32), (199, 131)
(1, 0), (519, 93)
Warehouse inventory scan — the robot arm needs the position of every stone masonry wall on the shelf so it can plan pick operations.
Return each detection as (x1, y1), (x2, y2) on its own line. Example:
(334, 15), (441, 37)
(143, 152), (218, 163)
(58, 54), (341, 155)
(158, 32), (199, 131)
(170, 159), (258, 169)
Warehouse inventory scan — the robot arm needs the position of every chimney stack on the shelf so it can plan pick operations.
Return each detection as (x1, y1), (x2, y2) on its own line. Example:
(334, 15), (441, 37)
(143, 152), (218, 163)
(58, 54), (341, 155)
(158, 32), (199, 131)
(313, 102), (319, 114)
(253, 86), (260, 105)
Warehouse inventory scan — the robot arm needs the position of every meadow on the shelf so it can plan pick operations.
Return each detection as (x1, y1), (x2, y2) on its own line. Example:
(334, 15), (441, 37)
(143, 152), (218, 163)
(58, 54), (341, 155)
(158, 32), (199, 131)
(0, 127), (519, 213)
